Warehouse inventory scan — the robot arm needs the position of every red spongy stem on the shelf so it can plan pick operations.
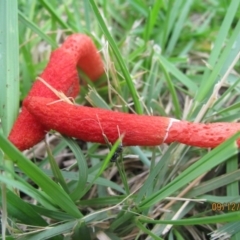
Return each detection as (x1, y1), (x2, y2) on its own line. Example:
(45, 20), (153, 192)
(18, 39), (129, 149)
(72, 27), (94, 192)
(25, 97), (240, 148)
(8, 49), (79, 151)
(8, 107), (47, 151)
(25, 49), (80, 100)
(8, 34), (104, 151)
(61, 34), (105, 81)
(165, 120), (240, 148)
(24, 97), (170, 146)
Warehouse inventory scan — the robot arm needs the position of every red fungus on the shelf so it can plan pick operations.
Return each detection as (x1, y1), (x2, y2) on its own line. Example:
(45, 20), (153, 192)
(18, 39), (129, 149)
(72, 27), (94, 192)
(165, 121), (240, 148)
(8, 34), (104, 151)
(24, 97), (169, 146)
(61, 34), (104, 81)
(24, 97), (240, 148)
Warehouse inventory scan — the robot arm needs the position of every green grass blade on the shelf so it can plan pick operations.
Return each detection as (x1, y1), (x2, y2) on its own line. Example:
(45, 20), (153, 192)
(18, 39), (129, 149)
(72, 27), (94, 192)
(191, 20), (240, 119)
(116, 157), (130, 195)
(139, 210), (240, 225)
(226, 154), (239, 197)
(0, 1), (19, 238)
(0, 189), (47, 226)
(0, 133), (82, 218)
(24, 220), (79, 240)
(83, 138), (122, 195)
(135, 144), (178, 203)
(38, 0), (71, 31)
(199, 0), (240, 87)
(35, 168), (125, 194)
(46, 143), (70, 194)
(139, 133), (240, 209)
(194, 0), (240, 104)
(0, 0), (19, 136)
(210, 222), (240, 239)
(135, 219), (163, 240)
(161, 0), (181, 49)
(89, 0), (143, 114)
(129, 146), (151, 167)
(226, 152), (240, 239)
(0, 170), (57, 209)
(159, 58), (182, 118)
(18, 10), (57, 48)
(63, 137), (88, 201)
(85, 86), (111, 109)
(165, 0), (193, 55)
(143, 0), (164, 42)
(186, 168), (240, 198)
(158, 55), (198, 93)
(29, 205), (75, 221)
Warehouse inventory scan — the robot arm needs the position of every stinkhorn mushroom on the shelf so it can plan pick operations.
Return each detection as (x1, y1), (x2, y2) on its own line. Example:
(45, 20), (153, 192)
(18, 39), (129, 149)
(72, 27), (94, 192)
(24, 96), (240, 148)
(8, 34), (104, 151)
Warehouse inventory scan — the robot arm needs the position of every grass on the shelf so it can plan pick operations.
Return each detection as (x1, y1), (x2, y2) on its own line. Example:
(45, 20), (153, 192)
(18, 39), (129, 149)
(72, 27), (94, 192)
(1, 0), (240, 239)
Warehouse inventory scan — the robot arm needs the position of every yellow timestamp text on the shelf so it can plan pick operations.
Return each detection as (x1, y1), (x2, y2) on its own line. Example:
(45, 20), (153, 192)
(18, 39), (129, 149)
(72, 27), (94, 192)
(211, 202), (240, 212)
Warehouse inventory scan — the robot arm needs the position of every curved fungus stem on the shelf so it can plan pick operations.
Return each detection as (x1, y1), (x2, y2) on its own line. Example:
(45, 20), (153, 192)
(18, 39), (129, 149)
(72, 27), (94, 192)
(8, 34), (104, 151)
(25, 97), (240, 149)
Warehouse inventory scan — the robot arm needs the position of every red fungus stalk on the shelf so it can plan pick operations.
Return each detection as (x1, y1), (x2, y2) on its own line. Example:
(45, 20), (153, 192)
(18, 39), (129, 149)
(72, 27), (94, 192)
(25, 97), (240, 148)
(61, 34), (104, 81)
(8, 34), (104, 151)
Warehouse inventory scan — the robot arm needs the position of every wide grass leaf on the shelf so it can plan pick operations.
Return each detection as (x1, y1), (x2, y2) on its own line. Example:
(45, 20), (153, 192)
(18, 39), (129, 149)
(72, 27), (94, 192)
(0, 133), (82, 218)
